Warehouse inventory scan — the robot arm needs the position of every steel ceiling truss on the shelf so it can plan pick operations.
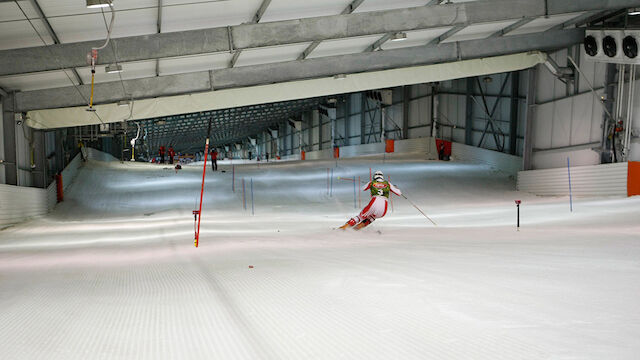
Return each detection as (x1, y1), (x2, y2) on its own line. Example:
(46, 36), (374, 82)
(129, 97), (325, 154)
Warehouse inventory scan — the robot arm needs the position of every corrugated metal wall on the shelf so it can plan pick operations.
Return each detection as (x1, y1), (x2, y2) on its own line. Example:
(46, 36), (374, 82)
(530, 48), (607, 169)
(517, 162), (628, 196)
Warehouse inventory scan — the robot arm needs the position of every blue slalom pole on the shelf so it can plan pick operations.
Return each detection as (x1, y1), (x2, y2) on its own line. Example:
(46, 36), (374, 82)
(251, 178), (255, 216)
(330, 168), (334, 197)
(352, 177), (356, 208)
(242, 178), (246, 210)
(567, 157), (573, 212)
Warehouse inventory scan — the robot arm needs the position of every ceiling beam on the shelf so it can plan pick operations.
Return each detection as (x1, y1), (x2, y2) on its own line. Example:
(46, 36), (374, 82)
(549, 10), (610, 30)
(2, 0), (631, 76)
(489, 17), (534, 37)
(298, 0), (366, 60)
(0, 86), (7, 98)
(366, 0), (459, 52)
(230, 0), (272, 68)
(427, 24), (466, 45)
(27, 0), (84, 85)
(16, 29), (583, 112)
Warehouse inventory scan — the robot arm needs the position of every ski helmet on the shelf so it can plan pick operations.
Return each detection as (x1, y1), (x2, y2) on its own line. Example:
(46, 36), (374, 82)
(373, 170), (384, 182)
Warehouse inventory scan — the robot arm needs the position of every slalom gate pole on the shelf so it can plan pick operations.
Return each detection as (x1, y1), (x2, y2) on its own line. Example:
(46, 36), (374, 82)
(353, 177), (356, 209)
(251, 178), (255, 216)
(194, 118), (212, 248)
(358, 176), (361, 208)
(515, 200), (521, 231)
(330, 168), (334, 197)
(195, 139), (209, 247)
(567, 157), (573, 212)
(389, 175), (394, 213)
(401, 194), (437, 226)
(369, 168), (372, 181)
(232, 165), (235, 192)
(327, 168), (330, 195)
(242, 178), (246, 210)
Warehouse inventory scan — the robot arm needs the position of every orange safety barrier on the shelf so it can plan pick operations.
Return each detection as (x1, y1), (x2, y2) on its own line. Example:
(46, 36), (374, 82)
(301, 151), (306, 160)
(629, 161), (640, 197)
(333, 147), (340, 159)
(385, 139), (395, 153)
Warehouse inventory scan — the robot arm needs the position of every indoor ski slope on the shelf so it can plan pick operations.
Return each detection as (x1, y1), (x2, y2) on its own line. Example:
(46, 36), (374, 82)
(1, 155), (639, 359)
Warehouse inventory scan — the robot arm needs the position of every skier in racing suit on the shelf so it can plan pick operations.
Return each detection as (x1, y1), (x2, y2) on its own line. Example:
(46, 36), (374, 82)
(340, 170), (401, 230)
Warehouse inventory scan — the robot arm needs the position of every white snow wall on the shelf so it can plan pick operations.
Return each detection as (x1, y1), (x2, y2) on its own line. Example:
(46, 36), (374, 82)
(0, 152), (82, 227)
(517, 162), (628, 196)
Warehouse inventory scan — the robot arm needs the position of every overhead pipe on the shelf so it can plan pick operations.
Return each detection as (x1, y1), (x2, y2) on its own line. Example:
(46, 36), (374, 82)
(624, 65), (636, 161)
(543, 55), (574, 80)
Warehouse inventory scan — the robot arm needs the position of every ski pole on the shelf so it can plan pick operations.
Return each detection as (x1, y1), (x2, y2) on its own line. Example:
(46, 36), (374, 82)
(358, 176), (361, 208)
(389, 175), (394, 213)
(401, 194), (437, 226)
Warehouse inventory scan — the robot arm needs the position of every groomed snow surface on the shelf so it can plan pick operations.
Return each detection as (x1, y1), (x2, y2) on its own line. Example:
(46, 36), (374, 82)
(1, 156), (639, 359)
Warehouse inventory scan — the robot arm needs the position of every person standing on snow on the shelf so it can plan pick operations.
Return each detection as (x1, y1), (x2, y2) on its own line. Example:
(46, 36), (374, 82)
(159, 146), (166, 164)
(339, 170), (401, 230)
(210, 149), (218, 172)
(168, 146), (176, 164)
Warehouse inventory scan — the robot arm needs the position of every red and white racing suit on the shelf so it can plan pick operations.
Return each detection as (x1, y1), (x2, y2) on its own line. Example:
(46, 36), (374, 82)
(349, 181), (402, 225)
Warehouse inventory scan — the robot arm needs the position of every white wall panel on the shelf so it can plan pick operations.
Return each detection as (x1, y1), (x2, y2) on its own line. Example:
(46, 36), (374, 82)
(532, 148), (600, 170)
(518, 162), (628, 196)
(452, 142), (522, 175)
(0, 184), (47, 227)
(394, 137), (438, 159)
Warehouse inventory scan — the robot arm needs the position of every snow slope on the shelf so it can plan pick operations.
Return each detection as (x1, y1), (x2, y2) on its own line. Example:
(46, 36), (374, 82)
(1, 156), (639, 359)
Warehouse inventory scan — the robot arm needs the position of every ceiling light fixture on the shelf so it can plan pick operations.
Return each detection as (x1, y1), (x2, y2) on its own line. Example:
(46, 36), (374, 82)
(629, 8), (640, 15)
(391, 32), (408, 42)
(86, 0), (112, 9)
(117, 100), (131, 107)
(105, 64), (123, 73)
(333, 74), (347, 80)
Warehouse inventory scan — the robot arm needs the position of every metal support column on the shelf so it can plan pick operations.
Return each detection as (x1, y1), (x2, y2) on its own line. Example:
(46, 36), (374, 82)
(465, 78), (474, 145)
(307, 112), (312, 151)
(509, 71), (520, 155)
(314, 109), (321, 150)
(2, 93), (17, 185)
(360, 93), (366, 144)
(431, 84), (438, 138)
(523, 68), (537, 170)
(602, 63), (617, 163)
(343, 95), (350, 146)
(289, 120), (294, 155)
(32, 130), (46, 188)
(402, 85), (410, 139)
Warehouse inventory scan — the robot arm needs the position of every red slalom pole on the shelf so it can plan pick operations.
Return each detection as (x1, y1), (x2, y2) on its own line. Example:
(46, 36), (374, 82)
(194, 139), (209, 247)
(369, 168), (372, 181)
